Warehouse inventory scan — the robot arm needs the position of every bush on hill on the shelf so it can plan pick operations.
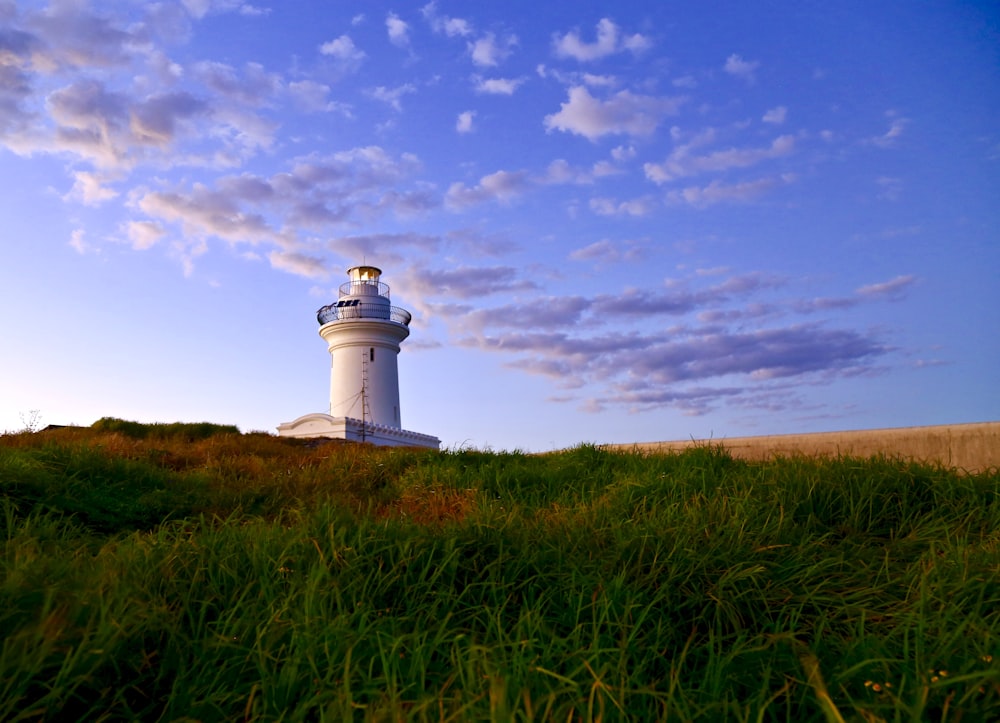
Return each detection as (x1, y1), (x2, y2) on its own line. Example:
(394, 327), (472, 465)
(90, 416), (240, 441)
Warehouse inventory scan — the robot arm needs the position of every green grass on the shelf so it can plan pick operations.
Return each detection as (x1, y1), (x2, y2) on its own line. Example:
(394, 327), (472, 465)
(1, 422), (998, 721)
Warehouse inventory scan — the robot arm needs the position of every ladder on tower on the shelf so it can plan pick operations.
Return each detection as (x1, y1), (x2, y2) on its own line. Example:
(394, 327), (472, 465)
(360, 350), (373, 442)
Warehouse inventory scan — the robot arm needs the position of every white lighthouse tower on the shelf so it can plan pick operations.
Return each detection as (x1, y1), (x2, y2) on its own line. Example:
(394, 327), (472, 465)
(277, 265), (440, 449)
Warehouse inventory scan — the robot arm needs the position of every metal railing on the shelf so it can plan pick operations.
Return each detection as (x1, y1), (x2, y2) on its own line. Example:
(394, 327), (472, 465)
(317, 301), (411, 326)
(339, 280), (391, 298)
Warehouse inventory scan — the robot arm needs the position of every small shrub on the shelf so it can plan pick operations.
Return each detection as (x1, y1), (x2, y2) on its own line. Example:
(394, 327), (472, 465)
(91, 417), (240, 441)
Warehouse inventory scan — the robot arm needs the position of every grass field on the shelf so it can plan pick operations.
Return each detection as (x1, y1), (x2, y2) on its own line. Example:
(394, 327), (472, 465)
(1, 420), (998, 721)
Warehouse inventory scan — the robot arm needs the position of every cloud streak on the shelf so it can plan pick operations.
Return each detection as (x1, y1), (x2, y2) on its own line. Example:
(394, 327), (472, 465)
(420, 266), (905, 415)
(645, 134), (796, 183)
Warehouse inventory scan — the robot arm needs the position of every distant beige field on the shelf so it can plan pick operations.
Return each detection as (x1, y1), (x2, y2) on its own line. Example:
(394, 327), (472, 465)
(604, 422), (1000, 473)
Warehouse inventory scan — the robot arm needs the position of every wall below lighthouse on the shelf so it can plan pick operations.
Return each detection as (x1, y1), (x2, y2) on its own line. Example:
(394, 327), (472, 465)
(276, 413), (440, 448)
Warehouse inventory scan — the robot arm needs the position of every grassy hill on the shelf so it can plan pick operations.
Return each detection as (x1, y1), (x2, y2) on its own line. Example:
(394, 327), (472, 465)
(2, 420), (998, 721)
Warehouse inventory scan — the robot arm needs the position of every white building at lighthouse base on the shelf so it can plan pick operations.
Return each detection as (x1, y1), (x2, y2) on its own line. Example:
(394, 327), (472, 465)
(277, 413), (440, 448)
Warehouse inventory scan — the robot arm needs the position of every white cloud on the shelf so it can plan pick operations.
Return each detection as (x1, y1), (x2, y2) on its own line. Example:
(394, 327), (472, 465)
(474, 76), (524, 95)
(869, 116), (908, 147)
(539, 156), (621, 184)
(456, 110), (475, 133)
(569, 238), (646, 265)
(125, 145), (428, 273)
(203, 104), (279, 161)
(65, 171), (118, 205)
(180, 0), (214, 18)
(724, 54), (760, 83)
(46, 78), (130, 167)
(144, 51), (184, 84)
(622, 33), (653, 54)
(68, 228), (91, 254)
(421, 2), (473, 37)
(319, 35), (366, 63)
(762, 106), (787, 124)
(0, 10), (288, 172)
(443, 17), (473, 37)
(543, 159), (591, 185)
(5, 2), (140, 72)
(365, 84), (416, 111)
(552, 18), (651, 61)
(386, 12), (410, 47)
(445, 170), (529, 210)
(544, 86), (685, 141)
(589, 196), (654, 216)
(875, 176), (903, 201)
(857, 274), (916, 298)
(269, 250), (328, 278)
(172, 236), (209, 277)
(288, 80), (338, 113)
(401, 265), (537, 306)
(138, 184), (279, 244)
(794, 273), (917, 313)
(469, 32), (517, 67)
(582, 73), (617, 87)
(130, 91), (208, 146)
(238, 5), (270, 17)
(125, 220), (166, 250)
(591, 160), (621, 177)
(668, 177), (782, 208)
(553, 19), (617, 61)
(645, 134), (795, 183)
(611, 144), (636, 161)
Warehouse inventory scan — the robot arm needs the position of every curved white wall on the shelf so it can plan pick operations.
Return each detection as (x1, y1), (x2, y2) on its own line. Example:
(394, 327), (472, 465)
(320, 319), (409, 429)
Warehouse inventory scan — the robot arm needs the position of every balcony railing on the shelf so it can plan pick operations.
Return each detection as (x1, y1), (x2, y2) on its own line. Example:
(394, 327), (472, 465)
(339, 280), (391, 298)
(317, 300), (411, 326)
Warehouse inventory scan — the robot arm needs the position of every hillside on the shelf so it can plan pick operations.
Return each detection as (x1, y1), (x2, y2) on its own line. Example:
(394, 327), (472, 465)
(2, 420), (998, 721)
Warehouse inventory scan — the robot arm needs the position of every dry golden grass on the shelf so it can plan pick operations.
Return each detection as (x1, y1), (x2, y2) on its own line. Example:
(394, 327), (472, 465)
(607, 421), (999, 473)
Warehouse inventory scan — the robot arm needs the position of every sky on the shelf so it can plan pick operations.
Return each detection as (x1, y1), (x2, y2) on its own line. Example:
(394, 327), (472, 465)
(1, 1), (998, 451)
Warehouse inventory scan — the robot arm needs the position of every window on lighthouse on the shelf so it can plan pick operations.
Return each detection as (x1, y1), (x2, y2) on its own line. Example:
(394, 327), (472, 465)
(369, 347), (375, 362)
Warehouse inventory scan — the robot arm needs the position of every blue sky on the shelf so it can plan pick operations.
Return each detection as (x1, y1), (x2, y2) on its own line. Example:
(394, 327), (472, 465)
(1, 0), (997, 450)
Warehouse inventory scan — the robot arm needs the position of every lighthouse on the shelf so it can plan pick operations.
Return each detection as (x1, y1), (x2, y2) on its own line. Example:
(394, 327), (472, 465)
(277, 265), (440, 449)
